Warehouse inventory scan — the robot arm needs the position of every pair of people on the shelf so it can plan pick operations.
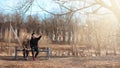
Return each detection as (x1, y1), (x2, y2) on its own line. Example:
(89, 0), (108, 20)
(22, 33), (42, 61)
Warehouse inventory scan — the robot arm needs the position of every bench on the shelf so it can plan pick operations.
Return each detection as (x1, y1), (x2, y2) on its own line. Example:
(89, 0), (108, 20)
(14, 46), (50, 60)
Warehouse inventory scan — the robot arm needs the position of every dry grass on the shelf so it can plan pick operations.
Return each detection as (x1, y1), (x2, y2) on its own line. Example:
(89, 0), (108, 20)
(0, 56), (120, 68)
(0, 42), (120, 68)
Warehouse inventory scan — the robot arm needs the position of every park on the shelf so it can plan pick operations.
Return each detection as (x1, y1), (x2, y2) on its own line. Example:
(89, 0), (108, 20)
(0, 0), (120, 68)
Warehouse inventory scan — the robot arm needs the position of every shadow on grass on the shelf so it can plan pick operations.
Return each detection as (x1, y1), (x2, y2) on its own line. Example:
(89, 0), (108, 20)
(0, 56), (50, 61)
(0, 56), (72, 61)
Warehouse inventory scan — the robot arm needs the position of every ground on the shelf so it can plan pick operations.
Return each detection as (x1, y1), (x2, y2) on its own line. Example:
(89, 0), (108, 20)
(0, 56), (120, 68)
(0, 42), (120, 68)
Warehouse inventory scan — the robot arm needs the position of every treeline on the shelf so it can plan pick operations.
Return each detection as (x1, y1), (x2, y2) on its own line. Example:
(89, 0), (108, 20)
(0, 12), (78, 44)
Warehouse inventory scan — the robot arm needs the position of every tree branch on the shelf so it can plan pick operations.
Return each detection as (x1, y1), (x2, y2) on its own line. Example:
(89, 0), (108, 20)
(95, 0), (112, 10)
(37, 0), (97, 16)
(55, 2), (73, 12)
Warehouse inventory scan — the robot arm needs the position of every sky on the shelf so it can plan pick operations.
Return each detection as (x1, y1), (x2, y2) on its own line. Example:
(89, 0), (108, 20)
(0, 0), (88, 14)
(0, 0), (61, 15)
(0, 0), (112, 24)
(0, 0), (19, 13)
(0, 0), (88, 26)
(0, 0), (112, 15)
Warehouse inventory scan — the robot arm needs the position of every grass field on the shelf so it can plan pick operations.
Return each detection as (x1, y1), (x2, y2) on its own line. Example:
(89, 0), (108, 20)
(0, 56), (120, 68)
(0, 42), (120, 68)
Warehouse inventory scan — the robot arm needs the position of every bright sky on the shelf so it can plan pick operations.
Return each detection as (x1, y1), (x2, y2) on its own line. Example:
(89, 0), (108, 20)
(0, 0), (87, 14)
(0, 0), (112, 23)
(0, 0), (112, 14)
(0, 0), (61, 15)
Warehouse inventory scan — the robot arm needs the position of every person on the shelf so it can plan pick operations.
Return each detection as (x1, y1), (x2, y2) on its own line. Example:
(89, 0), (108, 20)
(22, 38), (30, 60)
(30, 33), (42, 61)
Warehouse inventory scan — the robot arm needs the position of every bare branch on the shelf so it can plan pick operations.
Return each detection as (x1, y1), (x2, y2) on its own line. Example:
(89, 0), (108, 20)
(92, 6), (102, 13)
(55, 2), (73, 12)
(36, 1), (56, 16)
(36, 1), (97, 16)
(95, 0), (112, 10)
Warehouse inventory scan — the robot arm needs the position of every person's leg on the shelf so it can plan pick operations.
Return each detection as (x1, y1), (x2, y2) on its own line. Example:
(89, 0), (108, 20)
(26, 50), (29, 57)
(26, 50), (29, 60)
(31, 48), (35, 59)
(35, 47), (39, 58)
(23, 49), (26, 59)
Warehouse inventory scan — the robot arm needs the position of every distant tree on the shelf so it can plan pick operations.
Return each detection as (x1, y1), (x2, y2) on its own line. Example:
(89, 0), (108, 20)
(26, 15), (40, 33)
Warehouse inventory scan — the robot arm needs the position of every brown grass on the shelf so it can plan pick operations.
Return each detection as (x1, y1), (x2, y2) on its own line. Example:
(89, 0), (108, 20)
(0, 56), (120, 68)
(0, 42), (120, 68)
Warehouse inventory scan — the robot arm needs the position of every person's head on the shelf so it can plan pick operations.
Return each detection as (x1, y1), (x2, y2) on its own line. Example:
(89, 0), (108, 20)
(32, 33), (35, 36)
(32, 33), (36, 38)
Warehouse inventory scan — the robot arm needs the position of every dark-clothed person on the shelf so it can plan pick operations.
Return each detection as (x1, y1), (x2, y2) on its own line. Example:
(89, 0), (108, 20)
(30, 33), (42, 61)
